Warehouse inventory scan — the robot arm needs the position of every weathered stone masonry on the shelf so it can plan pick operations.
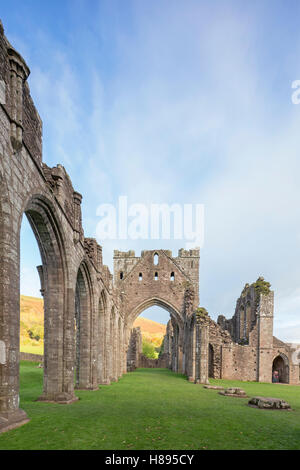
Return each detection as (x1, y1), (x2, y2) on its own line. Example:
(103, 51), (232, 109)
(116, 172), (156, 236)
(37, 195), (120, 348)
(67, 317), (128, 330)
(0, 23), (123, 431)
(0, 22), (298, 434)
(0, 23), (208, 433)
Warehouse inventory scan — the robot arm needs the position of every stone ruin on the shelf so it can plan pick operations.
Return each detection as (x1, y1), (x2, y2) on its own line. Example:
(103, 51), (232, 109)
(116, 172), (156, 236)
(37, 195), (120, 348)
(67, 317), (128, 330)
(248, 397), (291, 410)
(219, 388), (248, 398)
(0, 20), (299, 433)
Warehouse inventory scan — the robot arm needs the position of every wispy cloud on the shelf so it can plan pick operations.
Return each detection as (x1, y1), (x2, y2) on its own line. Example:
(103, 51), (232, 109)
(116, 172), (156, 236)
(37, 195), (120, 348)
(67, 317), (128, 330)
(9, 0), (300, 340)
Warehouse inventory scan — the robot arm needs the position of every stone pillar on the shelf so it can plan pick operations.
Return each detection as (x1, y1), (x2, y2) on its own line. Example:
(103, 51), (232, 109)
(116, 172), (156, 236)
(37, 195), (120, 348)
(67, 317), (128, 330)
(110, 314), (117, 382)
(123, 326), (129, 374)
(39, 270), (78, 403)
(62, 287), (78, 401)
(36, 265), (45, 297)
(90, 299), (98, 390)
(178, 346), (183, 373)
(194, 310), (209, 385)
(188, 323), (196, 382)
(257, 292), (274, 383)
(100, 309), (110, 385)
(0, 216), (29, 432)
(73, 269), (98, 391)
(118, 319), (123, 378)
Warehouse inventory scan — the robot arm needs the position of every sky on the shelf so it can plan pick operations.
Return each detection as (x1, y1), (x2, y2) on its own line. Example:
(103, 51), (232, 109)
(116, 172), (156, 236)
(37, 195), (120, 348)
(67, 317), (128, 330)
(2, 0), (300, 340)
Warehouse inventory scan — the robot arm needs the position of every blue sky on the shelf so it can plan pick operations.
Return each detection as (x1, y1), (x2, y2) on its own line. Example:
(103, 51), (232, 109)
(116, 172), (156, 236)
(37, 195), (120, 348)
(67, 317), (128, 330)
(3, 0), (300, 339)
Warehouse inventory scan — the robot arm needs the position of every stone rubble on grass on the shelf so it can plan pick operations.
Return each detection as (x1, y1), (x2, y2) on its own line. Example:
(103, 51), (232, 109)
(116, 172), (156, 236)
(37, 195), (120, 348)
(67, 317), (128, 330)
(219, 387), (248, 398)
(248, 396), (291, 410)
(203, 385), (225, 390)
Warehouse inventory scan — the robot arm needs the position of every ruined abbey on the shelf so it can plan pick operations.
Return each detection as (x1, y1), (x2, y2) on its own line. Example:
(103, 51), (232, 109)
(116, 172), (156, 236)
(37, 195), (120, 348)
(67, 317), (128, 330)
(0, 21), (299, 433)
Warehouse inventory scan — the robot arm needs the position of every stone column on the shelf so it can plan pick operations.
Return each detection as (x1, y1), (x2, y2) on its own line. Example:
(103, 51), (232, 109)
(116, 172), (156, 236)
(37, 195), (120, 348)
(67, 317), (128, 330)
(188, 322), (196, 382)
(99, 309), (110, 384)
(0, 215), (29, 432)
(257, 291), (274, 383)
(123, 326), (130, 374)
(194, 310), (209, 385)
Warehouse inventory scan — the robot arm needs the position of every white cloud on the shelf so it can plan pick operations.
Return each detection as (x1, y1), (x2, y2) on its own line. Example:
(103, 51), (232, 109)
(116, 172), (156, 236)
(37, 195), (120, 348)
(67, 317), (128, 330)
(15, 2), (300, 341)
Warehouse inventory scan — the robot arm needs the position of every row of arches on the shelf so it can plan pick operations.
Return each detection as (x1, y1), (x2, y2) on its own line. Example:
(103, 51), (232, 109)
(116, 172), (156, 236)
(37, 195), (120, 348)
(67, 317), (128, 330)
(13, 194), (127, 407)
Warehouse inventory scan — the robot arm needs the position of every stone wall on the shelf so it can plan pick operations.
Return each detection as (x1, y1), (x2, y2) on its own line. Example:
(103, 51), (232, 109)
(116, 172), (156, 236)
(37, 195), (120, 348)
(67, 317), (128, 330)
(0, 22), (125, 432)
(20, 352), (43, 362)
(127, 327), (142, 371)
(140, 354), (168, 368)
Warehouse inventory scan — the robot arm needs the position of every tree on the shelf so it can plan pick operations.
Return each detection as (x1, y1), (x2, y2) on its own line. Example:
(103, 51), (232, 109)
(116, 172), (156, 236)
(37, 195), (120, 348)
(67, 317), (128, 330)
(142, 338), (158, 359)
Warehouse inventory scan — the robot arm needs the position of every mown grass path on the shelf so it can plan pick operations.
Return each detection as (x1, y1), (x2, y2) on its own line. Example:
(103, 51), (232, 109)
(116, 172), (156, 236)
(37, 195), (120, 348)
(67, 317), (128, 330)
(0, 362), (300, 449)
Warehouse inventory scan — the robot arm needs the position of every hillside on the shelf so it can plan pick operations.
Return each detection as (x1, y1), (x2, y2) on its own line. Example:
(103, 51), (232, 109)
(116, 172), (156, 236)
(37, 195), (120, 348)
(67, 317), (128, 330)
(20, 295), (44, 355)
(133, 316), (166, 353)
(19, 295), (166, 356)
(133, 316), (166, 335)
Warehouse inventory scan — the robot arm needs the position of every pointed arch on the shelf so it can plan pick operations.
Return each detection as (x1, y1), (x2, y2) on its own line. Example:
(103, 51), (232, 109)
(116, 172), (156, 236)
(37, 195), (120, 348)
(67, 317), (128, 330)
(208, 344), (215, 378)
(272, 353), (289, 384)
(75, 261), (95, 390)
(128, 296), (183, 330)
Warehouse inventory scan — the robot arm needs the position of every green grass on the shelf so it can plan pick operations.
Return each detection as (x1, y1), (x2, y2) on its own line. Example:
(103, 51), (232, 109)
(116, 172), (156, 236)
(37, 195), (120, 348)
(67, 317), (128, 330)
(0, 362), (300, 450)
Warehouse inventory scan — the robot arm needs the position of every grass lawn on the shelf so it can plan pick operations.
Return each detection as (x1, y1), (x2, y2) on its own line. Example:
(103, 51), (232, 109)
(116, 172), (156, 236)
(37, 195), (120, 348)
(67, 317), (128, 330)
(0, 362), (300, 450)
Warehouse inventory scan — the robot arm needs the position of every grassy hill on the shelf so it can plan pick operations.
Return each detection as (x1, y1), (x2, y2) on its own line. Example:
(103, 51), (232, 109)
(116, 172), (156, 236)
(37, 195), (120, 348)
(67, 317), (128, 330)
(19, 295), (166, 357)
(133, 316), (166, 359)
(133, 316), (166, 348)
(20, 295), (44, 355)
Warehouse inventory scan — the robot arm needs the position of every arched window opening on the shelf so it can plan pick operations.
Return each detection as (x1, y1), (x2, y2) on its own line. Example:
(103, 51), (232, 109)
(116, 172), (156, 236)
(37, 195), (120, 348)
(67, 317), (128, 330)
(132, 306), (170, 365)
(272, 355), (289, 384)
(139, 273), (143, 281)
(170, 272), (175, 281)
(20, 215), (44, 394)
(154, 272), (158, 281)
(120, 271), (123, 280)
(154, 253), (159, 265)
(19, 198), (70, 403)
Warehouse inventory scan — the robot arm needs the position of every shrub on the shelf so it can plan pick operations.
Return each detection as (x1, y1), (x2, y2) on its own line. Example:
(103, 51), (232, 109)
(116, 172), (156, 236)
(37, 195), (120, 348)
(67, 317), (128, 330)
(142, 338), (158, 359)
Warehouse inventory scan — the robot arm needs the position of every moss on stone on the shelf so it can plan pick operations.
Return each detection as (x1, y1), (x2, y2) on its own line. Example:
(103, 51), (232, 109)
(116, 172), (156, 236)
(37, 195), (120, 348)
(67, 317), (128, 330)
(251, 276), (271, 296)
(195, 307), (208, 318)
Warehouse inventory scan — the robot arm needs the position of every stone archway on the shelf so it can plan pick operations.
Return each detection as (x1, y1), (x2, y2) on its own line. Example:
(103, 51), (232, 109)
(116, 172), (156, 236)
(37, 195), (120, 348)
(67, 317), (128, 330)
(129, 297), (184, 329)
(24, 196), (78, 404)
(114, 249), (200, 376)
(75, 262), (97, 391)
(272, 354), (289, 383)
(128, 298), (184, 373)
